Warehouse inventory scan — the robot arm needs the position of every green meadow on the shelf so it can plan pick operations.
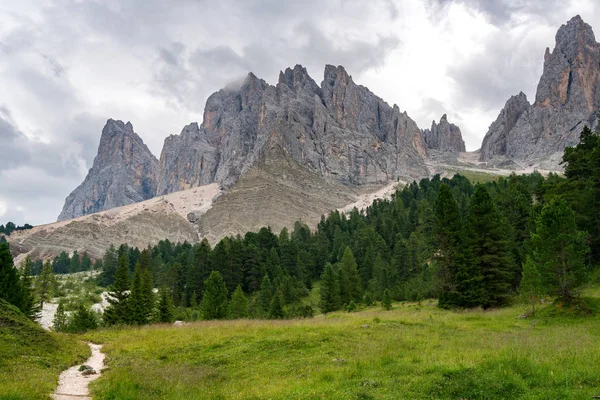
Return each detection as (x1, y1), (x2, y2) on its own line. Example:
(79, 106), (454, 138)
(0, 300), (88, 400)
(82, 291), (600, 400)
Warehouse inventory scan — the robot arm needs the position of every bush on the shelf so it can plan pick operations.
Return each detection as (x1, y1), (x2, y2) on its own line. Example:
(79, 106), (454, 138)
(65, 304), (98, 333)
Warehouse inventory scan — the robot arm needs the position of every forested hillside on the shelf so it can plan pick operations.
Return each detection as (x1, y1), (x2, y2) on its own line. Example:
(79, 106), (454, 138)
(86, 120), (600, 321)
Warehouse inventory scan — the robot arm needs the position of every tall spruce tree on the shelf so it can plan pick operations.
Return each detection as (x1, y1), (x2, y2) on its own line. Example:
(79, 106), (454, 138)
(35, 261), (56, 310)
(129, 262), (152, 325)
(229, 284), (248, 319)
(338, 247), (362, 304)
(319, 263), (340, 313)
(530, 199), (589, 301)
(103, 253), (131, 325)
(200, 271), (229, 320)
(19, 257), (38, 319)
(434, 184), (470, 308)
(52, 300), (68, 332)
(157, 285), (174, 323)
(268, 291), (285, 319)
(0, 242), (29, 314)
(467, 184), (514, 308)
(258, 274), (274, 313)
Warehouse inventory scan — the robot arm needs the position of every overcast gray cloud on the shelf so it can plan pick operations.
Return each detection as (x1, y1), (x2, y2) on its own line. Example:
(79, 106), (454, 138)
(0, 0), (599, 226)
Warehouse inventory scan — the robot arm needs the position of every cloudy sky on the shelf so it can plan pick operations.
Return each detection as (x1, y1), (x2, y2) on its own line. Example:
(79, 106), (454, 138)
(1, 0), (599, 226)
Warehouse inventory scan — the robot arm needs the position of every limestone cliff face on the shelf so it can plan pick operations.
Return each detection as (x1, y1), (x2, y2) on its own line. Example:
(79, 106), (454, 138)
(479, 93), (531, 160)
(157, 64), (430, 192)
(480, 15), (600, 167)
(422, 114), (466, 153)
(157, 123), (219, 195)
(58, 120), (158, 220)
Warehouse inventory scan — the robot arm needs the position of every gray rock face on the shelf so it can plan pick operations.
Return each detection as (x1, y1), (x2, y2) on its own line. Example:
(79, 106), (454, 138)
(158, 64), (429, 191)
(58, 120), (158, 221)
(480, 15), (600, 168)
(480, 92), (530, 160)
(422, 114), (466, 153)
(157, 122), (219, 195)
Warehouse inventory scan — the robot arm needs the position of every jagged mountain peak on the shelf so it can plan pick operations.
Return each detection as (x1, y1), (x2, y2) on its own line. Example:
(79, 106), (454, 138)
(480, 15), (600, 168)
(58, 119), (159, 221)
(422, 114), (465, 154)
(278, 64), (320, 94)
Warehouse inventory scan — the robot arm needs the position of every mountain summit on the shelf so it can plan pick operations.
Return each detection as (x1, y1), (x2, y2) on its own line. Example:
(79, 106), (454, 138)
(480, 15), (600, 167)
(157, 64), (431, 195)
(59, 64), (448, 222)
(58, 119), (159, 221)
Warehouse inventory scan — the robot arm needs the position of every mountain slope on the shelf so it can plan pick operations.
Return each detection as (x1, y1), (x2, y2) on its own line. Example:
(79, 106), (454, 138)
(12, 185), (220, 262)
(197, 146), (369, 244)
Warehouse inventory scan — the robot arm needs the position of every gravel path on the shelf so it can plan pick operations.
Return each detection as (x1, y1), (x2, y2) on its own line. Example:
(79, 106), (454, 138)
(52, 343), (105, 400)
(37, 301), (59, 330)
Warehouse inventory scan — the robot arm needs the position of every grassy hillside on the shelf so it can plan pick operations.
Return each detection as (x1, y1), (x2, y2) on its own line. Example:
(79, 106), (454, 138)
(0, 299), (88, 399)
(85, 290), (600, 399)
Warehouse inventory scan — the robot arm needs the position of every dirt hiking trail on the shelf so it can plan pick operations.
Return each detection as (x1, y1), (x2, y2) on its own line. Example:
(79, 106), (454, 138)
(52, 343), (105, 400)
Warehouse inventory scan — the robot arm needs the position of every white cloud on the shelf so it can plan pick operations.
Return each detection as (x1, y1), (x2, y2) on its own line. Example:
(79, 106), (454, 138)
(0, 0), (599, 225)
(0, 198), (7, 217)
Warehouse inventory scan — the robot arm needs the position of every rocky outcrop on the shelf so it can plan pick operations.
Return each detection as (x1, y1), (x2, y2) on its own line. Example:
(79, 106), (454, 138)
(422, 114), (466, 153)
(480, 15), (600, 168)
(157, 64), (430, 192)
(58, 120), (159, 220)
(479, 92), (530, 160)
(157, 123), (219, 195)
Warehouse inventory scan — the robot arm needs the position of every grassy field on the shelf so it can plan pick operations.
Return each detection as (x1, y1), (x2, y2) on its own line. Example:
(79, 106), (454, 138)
(83, 291), (600, 400)
(0, 300), (89, 399)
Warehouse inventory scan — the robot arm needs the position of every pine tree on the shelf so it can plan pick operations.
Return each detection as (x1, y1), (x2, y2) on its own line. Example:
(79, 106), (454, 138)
(319, 263), (340, 313)
(53, 300), (68, 332)
(141, 261), (155, 321)
(467, 184), (514, 308)
(339, 247), (362, 304)
(157, 285), (174, 323)
(103, 253), (131, 325)
(200, 271), (229, 320)
(520, 256), (545, 315)
(364, 292), (373, 306)
(268, 291), (285, 319)
(19, 256), (38, 319)
(70, 250), (81, 273)
(530, 199), (589, 301)
(99, 245), (118, 286)
(80, 252), (92, 271)
(35, 261), (56, 310)
(434, 184), (468, 308)
(229, 285), (248, 319)
(382, 289), (392, 310)
(66, 304), (97, 333)
(129, 262), (148, 324)
(187, 239), (211, 305)
(258, 274), (274, 313)
(0, 242), (29, 313)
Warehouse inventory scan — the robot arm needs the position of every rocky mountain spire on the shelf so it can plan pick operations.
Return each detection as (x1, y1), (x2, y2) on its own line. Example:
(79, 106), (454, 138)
(58, 119), (159, 221)
(422, 114), (466, 153)
(479, 92), (530, 160)
(534, 15), (600, 112)
(479, 16), (600, 168)
(157, 64), (429, 192)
